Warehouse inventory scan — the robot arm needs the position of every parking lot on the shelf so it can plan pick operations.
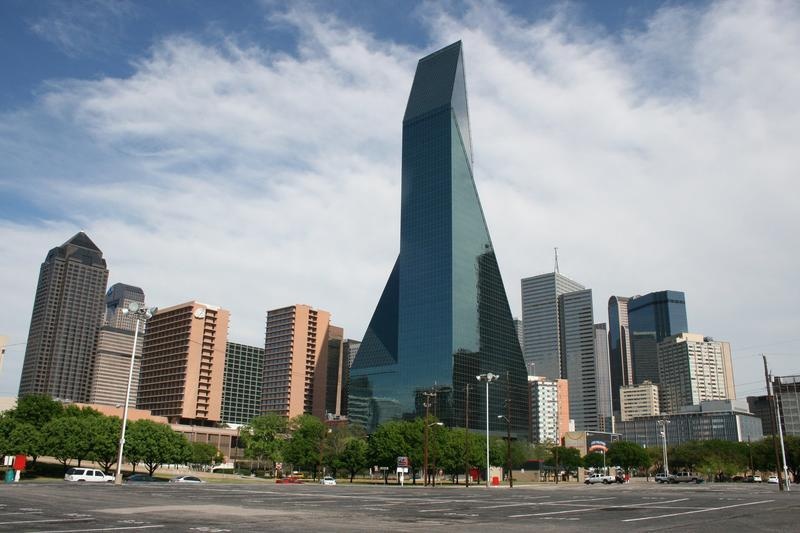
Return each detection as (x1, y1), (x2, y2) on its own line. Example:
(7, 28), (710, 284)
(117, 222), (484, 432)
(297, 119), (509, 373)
(0, 480), (797, 532)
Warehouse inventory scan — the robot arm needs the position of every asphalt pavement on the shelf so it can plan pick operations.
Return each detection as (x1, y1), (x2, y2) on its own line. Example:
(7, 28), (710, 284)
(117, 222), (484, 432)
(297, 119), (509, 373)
(0, 479), (797, 532)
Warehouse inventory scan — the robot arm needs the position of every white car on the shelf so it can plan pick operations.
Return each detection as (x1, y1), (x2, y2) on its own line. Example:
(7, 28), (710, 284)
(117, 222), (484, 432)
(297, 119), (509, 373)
(169, 475), (205, 483)
(767, 475), (779, 484)
(321, 476), (336, 486)
(64, 468), (114, 482)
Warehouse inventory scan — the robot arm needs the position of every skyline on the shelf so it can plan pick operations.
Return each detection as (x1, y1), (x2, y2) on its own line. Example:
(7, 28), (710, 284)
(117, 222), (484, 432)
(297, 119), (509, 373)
(1, 0), (799, 398)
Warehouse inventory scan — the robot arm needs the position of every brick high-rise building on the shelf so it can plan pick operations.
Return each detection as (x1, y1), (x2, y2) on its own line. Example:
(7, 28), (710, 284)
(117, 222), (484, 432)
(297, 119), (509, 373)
(137, 301), (229, 424)
(18, 232), (109, 402)
(262, 305), (333, 418)
(89, 283), (146, 407)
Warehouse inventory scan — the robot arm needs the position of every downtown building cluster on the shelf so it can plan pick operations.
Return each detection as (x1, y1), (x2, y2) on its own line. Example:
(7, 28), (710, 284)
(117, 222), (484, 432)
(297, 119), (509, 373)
(7, 41), (797, 459)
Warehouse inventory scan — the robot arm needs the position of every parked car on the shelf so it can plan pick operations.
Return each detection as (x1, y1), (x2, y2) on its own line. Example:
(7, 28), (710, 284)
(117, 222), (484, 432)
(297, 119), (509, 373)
(276, 476), (303, 484)
(125, 474), (162, 483)
(655, 473), (671, 483)
(767, 475), (779, 484)
(321, 476), (336, 486)
(669, 472), (703, 484)
(64, 468), (114, 482)
(585, 473), (616, 484)
(169, 475), (205, 483)
(743, 475), (762, 483)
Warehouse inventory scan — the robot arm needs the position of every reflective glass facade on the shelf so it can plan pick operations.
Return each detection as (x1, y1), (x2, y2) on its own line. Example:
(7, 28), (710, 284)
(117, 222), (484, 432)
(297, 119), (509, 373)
(607, 295), (632, 413)
(628, 290), (688, 384)
(349, 42), (528, 436)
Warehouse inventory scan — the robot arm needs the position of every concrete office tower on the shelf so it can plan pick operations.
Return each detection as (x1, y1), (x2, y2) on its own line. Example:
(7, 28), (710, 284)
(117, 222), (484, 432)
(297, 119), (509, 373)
(657, 333), (734, 413)
(89, 283), (145, 407)
(513, 318), (524, 355)
(262, 305), (331, 418)
(521, 272), (584, 379)
(349, 42), (529, 435)
(312, 325), (349, 419)
(221, 342), (265, 425)
(773, 375), (800, 436)
(607, 296), (633, 414)
(594, 323), (613, 429)
(529, 376), (569, 444)
(18, 232), (109, 402)
(345, 339), (361, 368)
(560, 289), (600, 431)
(137, 301), (229, 423)
(620, 381), (660, 421)
(628, 290), (688, 385)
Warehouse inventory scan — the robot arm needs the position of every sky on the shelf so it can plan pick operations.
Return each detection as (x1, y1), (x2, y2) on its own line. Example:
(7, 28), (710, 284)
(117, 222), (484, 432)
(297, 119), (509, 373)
(0, 0), (798, 400)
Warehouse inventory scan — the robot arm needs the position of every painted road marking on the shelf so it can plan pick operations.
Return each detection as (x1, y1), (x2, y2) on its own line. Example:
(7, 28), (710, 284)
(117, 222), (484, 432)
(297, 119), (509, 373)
(478, 496), (613, 510)
(37, 527), (165, 533)
(418, 509), (454, 513)
(0, 517), (94, 525)
(622, 499), (775, 522)
(510, 508), (597, 518)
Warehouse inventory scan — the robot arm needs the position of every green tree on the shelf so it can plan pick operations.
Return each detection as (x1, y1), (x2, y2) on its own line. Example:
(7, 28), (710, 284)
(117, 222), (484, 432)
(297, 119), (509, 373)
(10, 394), (63, 429)
(546, 446), (582, 480)
(88, 415), (122, 474)
(41, 416), (87, 469)
(368, 420), (417, 484)
(283, 415), (326, 479)
(125, 420), (191, 476)
(0, 415), (41, 458)
(240, 413), (288, 475)
(607, 441), (649, 473)
(583, 451), (606, 470)
(322, 425), (364, 477)
(190, 442), (222, 466)
(340, 438), (368, 482)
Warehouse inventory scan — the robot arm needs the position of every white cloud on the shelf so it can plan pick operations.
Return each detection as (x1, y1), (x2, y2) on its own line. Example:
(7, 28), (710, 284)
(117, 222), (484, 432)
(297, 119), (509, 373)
(1, 0), (798, 397)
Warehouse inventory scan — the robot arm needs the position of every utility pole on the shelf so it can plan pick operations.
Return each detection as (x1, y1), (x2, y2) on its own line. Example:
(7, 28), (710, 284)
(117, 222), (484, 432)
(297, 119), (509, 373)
(465, 383), (470, 488)
(506, 371), (513, 488)
(763, 355), (784, 491)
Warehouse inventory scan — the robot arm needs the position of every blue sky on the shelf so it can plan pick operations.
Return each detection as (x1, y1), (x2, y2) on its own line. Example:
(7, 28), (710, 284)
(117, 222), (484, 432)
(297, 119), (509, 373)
(1, 0), (798, 399)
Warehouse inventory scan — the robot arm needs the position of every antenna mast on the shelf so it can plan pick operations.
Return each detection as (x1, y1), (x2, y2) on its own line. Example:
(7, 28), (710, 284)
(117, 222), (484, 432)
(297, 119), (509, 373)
(554, 247), (560, 274)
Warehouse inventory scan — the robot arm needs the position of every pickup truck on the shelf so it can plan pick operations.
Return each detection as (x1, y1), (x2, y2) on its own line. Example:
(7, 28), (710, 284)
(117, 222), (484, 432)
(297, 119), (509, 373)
(669, 472), (703, 484)
(585, 473), (616, 484)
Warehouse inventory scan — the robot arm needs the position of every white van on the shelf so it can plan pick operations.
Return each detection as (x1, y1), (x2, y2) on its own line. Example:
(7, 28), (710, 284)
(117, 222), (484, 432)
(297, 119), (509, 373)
(64, 467), (114, 482)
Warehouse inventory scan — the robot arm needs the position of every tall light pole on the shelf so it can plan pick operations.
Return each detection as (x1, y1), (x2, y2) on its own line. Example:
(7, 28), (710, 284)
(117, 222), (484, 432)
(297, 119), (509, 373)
(657, 419), (670, 478)
(114, 302), (157, 485)
(422, 390), (436, 486)
(497, 415), (513, 487)
(476, 372), (498, 488)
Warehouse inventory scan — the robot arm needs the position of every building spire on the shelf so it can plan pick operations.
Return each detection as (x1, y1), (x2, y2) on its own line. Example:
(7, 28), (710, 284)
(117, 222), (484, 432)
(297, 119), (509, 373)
(554, 247), (560, 274)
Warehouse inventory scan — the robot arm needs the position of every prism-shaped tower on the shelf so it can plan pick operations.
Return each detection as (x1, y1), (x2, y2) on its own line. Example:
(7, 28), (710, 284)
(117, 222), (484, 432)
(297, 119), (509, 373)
(349, 42), (528, 436)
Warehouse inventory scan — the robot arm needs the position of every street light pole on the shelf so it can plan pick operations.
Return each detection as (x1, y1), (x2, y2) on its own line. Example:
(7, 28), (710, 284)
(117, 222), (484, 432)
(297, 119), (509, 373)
(657, 419), (670, 478)
(465, 383), (470, 488)
(476, 373), (498, 488)
(422, 390), (435, 487)
(114, 302), (157, 485)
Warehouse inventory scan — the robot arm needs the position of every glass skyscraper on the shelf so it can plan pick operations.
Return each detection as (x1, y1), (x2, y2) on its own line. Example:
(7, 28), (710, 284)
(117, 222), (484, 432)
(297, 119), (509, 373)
(628, 290), (688, 384)
(607, 295), (633, 414)
(349, 42), (528, 436)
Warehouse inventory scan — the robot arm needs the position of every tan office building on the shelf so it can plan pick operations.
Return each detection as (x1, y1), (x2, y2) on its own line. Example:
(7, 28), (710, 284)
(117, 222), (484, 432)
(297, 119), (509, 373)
(262, 305), (337, 419)
(620, 381), (660, 421)
(137, 301), (230, 423)
(657, 333), (735, 413)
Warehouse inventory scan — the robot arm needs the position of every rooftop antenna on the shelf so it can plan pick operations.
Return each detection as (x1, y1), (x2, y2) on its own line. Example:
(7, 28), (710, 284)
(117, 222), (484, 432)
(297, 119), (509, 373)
(554, 247), (560, 274)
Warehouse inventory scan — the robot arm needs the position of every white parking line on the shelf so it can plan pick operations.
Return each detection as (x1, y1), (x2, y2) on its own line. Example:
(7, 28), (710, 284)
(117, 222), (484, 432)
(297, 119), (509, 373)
(36, 526), (165, 533)
(0, 517), (94, 525)
(510, 508), (597, 518)
(622, 499), (775, 522)
(478, 496), (613, 510)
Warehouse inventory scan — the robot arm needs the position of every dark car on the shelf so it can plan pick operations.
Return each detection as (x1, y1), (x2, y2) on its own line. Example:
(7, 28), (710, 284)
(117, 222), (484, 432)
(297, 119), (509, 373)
(125, 474), (161, 483)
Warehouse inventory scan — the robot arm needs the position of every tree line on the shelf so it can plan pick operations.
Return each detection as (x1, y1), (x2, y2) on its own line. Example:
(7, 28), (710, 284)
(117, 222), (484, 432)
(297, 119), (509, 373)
(0, 395), (221, 475)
